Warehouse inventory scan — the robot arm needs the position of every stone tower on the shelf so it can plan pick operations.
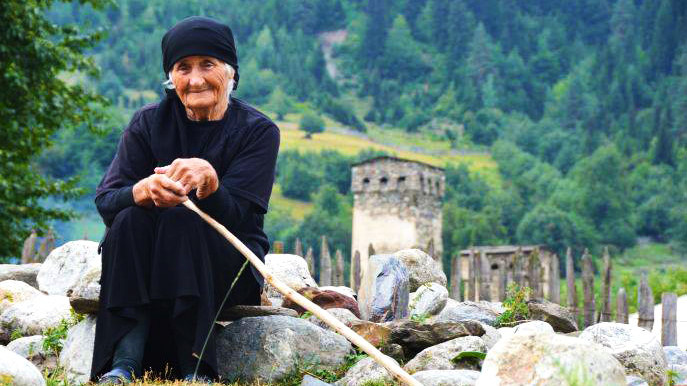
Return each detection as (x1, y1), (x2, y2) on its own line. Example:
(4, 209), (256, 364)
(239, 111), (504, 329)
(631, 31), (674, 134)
(351, 156), (445, 282)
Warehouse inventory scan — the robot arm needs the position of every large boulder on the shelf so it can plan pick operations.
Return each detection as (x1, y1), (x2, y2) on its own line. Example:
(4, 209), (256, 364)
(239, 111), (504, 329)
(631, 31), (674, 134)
(527, 298), (578, 333)
(264, 254), (318, 300)
(410, 282), (448, 317)
(477, 331), (627, 385)
(432, 299), (502, 326)
(579, 322), (668, 386)
(404, 336), (487, 373)
(349, 321), (392, 348)
(479, 323), (501, 350)
(511, 320), (554, 335)
(7, 335), (56, 371)
(412, 370), (480, 386)
(388, 319), (485, 358)
(216, 315), (352, 383)
(0, 280), (43, 313)
(0, 345), (45, 386)
(0, 264), (41, 288)
(392, 249), (447, 292)
(36, 240), (101, 297)
(307, 308), (359, 331)
(358, 254), (409, 322)
(58, 316), (97, 385)
(335, 357), (395, 386)
(282, 287), (360, 318)
(0, 295), (71, 335)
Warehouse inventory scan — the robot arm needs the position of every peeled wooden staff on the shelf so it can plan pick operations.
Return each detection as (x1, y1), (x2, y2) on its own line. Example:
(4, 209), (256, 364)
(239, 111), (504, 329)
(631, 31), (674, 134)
(181, 200), (422, 386)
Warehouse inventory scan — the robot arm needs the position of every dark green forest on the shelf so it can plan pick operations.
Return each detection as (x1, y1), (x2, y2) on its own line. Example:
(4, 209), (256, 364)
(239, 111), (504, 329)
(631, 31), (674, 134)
(5, 0), (687, 282)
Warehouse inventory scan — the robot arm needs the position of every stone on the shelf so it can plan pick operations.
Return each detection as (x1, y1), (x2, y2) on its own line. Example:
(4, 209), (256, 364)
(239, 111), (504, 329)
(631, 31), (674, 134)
(393, 249), (447, 292)
(319, 286), (357, 300)
(0, 264), (41, 288)
(219, 305), (298, 321)
(36, 241), (100, 297)
(307, 308), (359, 331)
(579, 322), (668, 386)
(404, 336), (487, 373)
(0, 295), (71, 335)
(282, 287), (361, 318)
(410, 282), (449, 317)
(358, 254), (409, 322)
(479, 323), (501, 350)
(349, 320), (392, 348)
(335, 357), (395, 386)
(263, 254), (318, 300)
(388, 319), (485, 358)
(0, 345), (45, 386)
(66, 262), (102, 314)
(59, 316), (96, 385)
(432, 299), (501, 326)
(663, 346), (687, 366)
(477, 331), (626, 386)
(0, 280), (43, 313)
(626, 375), (649, 386)
(7, 335), (56, 371)
(527, 298), (578, 333)
(380, 343), (405, 363)
(511, 320), (554, 335)
(216, 315), (352, 383)
(301, 374), (333, 386)
(412, 370), (480, 386)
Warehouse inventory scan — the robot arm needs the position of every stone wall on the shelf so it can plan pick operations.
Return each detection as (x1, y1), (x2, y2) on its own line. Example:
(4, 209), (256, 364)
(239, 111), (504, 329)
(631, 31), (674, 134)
(351, 156), (444, 282)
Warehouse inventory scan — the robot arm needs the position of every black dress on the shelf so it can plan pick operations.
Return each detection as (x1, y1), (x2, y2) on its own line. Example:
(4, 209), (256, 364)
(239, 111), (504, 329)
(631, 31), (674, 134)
(91, 91), (280, 379)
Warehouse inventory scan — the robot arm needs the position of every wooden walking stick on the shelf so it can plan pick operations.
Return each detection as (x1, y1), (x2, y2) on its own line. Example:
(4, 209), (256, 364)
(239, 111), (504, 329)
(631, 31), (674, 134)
(182, 199), (422, 386)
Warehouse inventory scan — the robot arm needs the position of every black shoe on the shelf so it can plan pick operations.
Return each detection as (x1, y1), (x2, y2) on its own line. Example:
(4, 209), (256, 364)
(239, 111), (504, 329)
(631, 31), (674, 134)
(97, 368), (133, 384)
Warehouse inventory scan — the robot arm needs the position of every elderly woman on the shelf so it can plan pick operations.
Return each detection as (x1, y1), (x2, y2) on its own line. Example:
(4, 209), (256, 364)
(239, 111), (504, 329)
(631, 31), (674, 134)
(92, 16), (279, 383)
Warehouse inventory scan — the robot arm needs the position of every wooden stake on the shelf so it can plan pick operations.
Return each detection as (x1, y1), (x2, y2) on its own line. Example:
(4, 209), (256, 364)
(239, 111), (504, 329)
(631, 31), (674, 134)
(294, 238), (303, 257)
(335, 249), (345, 286)
(661, 292), (677, 346)
(566, 248), (578, 318)
(450, 255), (462, 301)
(468, 250), (476, 301)
(637, 271), (654, 330)
(616, 288), (628, 324)
(479, 250), (491, 301)
(581, 249), (595, 328)
(305, 247), (315, 275)
(352, 250), (361, 293)
(549, 253), (560, 304)
(181, 200), (422, 386)
(599, 247), (612, 322)
(320, 236), (332, 286)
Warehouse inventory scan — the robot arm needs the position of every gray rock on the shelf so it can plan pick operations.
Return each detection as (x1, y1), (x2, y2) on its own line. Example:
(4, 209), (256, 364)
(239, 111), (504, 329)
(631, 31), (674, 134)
(0, 345), (45, 386)
(0, 264), (41, 288)
(393, 249), (447, 292)
(36, 240), (101, 296)
(216, 315), (352, 383)
(319, 286), (357, 300)
(388, 319), (485, 358)
(58, 316), (96, 385)
(433, 299), (501, 326)
(0, 280), (43, 313)
(264, 254), (318, 300)
(626, 375), (649, 386)
(410, 282), (448, 317)
(307, 308), (359, 331)
(7, 335), (56, 371)
(512, 320), (554, 335)
(478, 323), (500, 350)
(404, 336), (487, 373)
(358, 254), (409, 322)
(335, 357), (395, 386)
(477, 331), (626, 386)
(219, 305), (299, 321)
(0, 295), (71, 335)
(527, 298), (578, 333)
(579, 322), (668, 386)
(301, 374), (333, 385)
(412, 370), (480, 386)
(664, 346), (687, 366)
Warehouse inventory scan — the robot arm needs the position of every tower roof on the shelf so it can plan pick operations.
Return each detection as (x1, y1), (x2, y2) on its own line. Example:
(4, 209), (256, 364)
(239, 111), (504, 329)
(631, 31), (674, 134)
(351, 155), (444, 171)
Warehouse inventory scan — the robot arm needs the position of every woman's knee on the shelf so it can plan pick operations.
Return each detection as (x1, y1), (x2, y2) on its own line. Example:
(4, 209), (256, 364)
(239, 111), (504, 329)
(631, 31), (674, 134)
(157, 206), (201, 230)
(111, 206), (156, 233)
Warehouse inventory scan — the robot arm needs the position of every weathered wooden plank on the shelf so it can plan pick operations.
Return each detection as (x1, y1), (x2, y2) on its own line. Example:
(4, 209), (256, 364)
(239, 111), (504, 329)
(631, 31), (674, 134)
(581, 249), (596, 328)
(319, 236), (332, 286)
(599, 247), (613, 322)
(471, 250), (480, 301)
(334, 249), (345, 286)
(479, 250), (491, 301)
(305, 247), (315, 276)
(549, 253), (561, 304)
(450, 255), (462, 301)
(352, 250), (361, 292)
(637, 271), (654, 330)
(566, 247), (578, 318)
(661, 292), (677, 346)
(294, 238), (303, 257)
(616, 287), (628, 324)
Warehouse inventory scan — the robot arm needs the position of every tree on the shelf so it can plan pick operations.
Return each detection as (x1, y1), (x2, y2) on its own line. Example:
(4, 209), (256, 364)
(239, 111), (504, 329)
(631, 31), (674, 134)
(0, 0), (106, 259)
(300, 111), (325, 138)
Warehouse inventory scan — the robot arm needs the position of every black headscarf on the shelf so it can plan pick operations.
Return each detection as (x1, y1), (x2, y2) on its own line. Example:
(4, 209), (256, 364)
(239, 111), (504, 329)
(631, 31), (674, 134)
(161, 16), (239, 89)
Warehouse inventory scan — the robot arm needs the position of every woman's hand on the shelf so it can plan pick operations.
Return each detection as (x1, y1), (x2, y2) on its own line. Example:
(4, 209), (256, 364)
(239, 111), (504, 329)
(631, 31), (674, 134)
(154, 158), (219, 199)
(133, 174), (187, 207)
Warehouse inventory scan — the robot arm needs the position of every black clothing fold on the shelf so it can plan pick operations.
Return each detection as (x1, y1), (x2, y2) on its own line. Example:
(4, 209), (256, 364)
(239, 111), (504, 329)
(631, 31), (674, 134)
(92, 93), (279, 380)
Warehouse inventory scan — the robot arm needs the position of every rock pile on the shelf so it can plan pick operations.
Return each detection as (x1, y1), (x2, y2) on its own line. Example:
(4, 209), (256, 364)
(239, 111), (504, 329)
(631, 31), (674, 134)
(0, 240), (683, 386)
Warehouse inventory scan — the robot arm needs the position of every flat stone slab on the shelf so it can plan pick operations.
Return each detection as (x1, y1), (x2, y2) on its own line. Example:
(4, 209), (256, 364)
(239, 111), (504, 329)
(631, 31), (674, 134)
(0, 264), (41, 288)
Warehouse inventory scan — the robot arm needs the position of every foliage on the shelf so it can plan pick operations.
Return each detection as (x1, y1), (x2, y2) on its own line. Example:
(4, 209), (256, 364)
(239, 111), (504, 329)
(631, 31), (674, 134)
(410, 313), (429, 324)
(300, 111), (326, 138)
(43, 311), (85, 356)
(10, 328), (23, 341)
(451, 350), (486, 368)
(495, 284), (532, 327)
(273, 349), (368, 386)
(0, 0), (107, 259)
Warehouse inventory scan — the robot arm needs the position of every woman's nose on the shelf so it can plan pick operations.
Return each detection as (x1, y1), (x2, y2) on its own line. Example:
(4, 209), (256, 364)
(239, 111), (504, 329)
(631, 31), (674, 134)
(189, 74), (205, 87)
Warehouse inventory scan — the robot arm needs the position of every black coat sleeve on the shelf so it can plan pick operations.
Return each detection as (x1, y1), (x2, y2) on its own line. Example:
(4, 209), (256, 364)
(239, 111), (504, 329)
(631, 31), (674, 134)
(196, 121), (280, 227)
(95, 111), (155, 227)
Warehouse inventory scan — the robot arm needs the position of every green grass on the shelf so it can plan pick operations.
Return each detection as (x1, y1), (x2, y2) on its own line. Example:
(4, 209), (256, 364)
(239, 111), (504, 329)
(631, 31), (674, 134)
(270, 184), (314, 220)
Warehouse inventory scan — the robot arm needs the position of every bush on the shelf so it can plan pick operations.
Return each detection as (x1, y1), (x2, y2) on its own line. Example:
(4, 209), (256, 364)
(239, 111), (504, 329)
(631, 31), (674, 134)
(300, 111), (325, 138)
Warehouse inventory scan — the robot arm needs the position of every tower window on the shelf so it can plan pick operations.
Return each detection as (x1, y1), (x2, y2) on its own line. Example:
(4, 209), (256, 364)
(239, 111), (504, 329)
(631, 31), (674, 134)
(397, 176), (406, 189)
(362, 178), (370, 189)
(380, 177), (388, 185)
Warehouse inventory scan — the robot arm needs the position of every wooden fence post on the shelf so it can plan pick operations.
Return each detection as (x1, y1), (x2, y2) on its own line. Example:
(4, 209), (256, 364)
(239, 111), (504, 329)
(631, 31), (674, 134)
(480, 250), (491, 301)
(497, 259), (507, 301)
(599, 247), (613, 322)
(616, 288), (628, 324)
(352, 250), (361, 293)
(472, 250), (480, 301)
(335, 249), (345, 286)
(581, 249), (596, 328)
(661, 292), (677, 346)
(320, 236), (332, 286)
(528, 248), (542, 298)
(514, 247), (525, 288)
(637, 271), (654, 330)
(305, 247), (315, 276)
(294, 238), (303, 257)
(21, 229), (37, 264)
(549, 253), (561, 304)
(450, 255), (462, 301)
(566, 248), (578, 319)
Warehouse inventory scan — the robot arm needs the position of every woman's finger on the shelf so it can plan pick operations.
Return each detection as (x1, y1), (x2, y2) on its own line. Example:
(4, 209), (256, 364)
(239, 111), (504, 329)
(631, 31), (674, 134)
(154, 165), (170, 174)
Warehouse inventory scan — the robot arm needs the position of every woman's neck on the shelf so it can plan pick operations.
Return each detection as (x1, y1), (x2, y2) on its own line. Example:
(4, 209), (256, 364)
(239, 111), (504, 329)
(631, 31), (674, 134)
(185, 98), (229, 121)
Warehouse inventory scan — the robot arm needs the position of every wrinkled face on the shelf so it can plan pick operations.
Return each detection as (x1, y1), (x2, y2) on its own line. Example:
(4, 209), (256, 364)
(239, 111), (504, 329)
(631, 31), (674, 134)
(170, 55), (230, 111)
